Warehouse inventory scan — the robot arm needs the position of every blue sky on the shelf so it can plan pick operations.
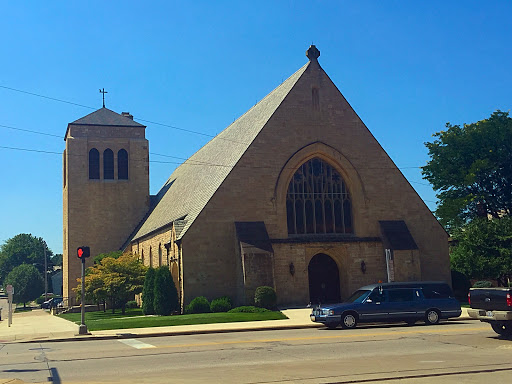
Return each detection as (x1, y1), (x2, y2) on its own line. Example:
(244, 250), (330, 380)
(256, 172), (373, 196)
(1, 1), (511, 255)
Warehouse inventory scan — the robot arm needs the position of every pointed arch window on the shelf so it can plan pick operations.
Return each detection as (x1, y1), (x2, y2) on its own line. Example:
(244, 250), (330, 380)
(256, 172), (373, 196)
(89, 148), (100, 179)
(118, 149), (128, 180)
(103, 149), (114, 179)
(286, 158), (353, 235)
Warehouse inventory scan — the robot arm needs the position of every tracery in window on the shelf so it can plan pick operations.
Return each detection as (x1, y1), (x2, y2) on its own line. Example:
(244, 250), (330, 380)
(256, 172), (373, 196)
(118, 149), (128, 179)
(104, 149), (114, 179)
(89, 148), (100, 179)
(286, 158), (352, 235)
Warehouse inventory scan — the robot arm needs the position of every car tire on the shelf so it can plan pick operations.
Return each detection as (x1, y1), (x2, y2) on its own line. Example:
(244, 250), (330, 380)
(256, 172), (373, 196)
(425, 309), (440, 325)
(341, 313), (357, 329)
(490, 322), (512, 337)
(326, 322), (339, 329)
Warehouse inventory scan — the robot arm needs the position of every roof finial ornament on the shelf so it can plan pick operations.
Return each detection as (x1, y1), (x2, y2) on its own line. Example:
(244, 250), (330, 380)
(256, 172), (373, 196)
(99, 88), (108, 108)
(306, 44), (320, 62)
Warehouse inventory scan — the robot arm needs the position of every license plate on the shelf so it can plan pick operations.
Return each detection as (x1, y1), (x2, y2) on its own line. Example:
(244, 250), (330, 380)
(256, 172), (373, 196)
(486, 311), (494, 317)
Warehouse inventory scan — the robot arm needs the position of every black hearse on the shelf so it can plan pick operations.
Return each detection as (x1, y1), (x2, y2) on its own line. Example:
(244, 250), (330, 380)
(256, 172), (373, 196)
(310, 281), (461, 329)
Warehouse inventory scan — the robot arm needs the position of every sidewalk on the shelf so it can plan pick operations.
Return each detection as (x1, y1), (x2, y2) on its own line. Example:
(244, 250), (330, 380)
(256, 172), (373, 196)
(0, 306), (473, 344)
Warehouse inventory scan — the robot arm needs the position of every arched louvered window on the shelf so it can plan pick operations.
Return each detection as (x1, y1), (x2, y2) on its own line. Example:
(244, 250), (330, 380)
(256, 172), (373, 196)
(118, 149), (128, 180)
(103, 149), (114, 179)
(286, 158), (352, 235)
(89, 148), (100, 179)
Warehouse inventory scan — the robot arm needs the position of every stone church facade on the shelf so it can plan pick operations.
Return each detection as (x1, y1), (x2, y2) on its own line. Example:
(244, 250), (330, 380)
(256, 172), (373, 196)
(63, 46), (450, 308)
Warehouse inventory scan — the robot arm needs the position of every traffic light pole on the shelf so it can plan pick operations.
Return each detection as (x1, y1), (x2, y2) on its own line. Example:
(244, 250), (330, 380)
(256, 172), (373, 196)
(78, 257), (89, 335)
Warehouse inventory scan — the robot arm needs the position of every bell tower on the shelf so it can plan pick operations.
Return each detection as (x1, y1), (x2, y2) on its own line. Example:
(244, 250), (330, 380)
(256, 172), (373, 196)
(63, 108), (149, 303)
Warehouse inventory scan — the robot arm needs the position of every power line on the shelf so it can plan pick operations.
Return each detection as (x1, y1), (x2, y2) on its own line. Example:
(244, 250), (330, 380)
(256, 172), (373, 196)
(0, 143), (428, 171)
(0, 85), (247, 144)
(0, 85), (95, 110)
(0, 124), (61, 138)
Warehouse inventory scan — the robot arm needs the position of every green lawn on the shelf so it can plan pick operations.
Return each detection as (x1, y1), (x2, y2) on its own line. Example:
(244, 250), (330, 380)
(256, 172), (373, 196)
(58, 309), (288, 331)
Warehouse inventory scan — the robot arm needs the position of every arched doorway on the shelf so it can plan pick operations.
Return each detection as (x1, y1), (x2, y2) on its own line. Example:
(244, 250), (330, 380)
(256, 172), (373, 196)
(308, 253), (341, 304)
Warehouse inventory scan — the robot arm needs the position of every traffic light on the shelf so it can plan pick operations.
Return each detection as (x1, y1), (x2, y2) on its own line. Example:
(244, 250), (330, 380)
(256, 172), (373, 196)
(77, 246), (90, 259)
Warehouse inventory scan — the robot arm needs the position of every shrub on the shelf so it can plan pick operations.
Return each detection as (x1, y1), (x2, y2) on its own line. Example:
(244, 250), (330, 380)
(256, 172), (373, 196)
(228, 306), (272, 313)
(254, 286), (277, 310)
(473, 280), (493, 288)
(210, 297), (232, 312)
(126, 300), (139, 309)
(142, 268), (156, 315)
(185, 296), (211, 314)
(36, 295), (46, 305)
(153, 266), (179, 315)
(451, 270), (471, 301)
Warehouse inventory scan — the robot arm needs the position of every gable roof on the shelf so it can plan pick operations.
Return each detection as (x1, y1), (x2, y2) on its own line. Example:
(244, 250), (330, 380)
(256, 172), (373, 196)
(379, 220), (418, 250)
(235, 222), (273, 253)
(130, 62), (310, 242)
(65, 107), (145, 140)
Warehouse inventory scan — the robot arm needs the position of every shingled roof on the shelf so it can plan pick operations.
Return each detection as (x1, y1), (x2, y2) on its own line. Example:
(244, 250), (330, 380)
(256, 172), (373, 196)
(69, 107), (145, 127)
(65, 108), (145, 140)
(130, 62), (310, 242)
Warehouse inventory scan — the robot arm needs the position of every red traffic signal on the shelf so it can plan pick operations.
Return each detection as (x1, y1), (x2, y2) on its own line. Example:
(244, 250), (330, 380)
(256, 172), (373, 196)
(77, 246), (90, 259)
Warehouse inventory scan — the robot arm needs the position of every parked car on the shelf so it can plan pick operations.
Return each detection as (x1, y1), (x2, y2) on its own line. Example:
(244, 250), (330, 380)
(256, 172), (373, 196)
(467, 287), (512, 336)
(310, 281), (461, 329)
(41, 297), (63, 309)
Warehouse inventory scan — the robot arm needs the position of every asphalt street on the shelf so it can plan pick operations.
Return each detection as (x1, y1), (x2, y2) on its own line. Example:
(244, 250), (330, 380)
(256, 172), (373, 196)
(1, 320), (511, 383)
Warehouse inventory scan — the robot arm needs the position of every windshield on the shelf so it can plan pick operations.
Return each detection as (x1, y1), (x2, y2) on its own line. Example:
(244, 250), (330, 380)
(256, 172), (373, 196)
(345, 289), (371, 303)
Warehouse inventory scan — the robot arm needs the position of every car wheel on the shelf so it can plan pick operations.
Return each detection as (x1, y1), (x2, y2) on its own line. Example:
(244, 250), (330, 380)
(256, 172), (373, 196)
(490, 322), (512, 337)
(425, 309), (440, 325)
(326, 322), (339, 329)
(341, 313), (357, 329)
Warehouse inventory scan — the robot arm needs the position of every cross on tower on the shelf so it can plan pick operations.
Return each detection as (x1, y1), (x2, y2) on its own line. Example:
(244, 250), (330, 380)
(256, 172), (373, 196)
(99, 88), (108, 108)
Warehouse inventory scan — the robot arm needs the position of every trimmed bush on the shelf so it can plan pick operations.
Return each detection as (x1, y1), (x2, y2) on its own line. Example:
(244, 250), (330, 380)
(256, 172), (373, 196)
(228, 306), (272, 313)
(254, 286), (277, 310)
(142, 268), (156, 315)
(210, 297), (232, 312)
(451, 270), (471, 302)
(126, 300), (139, 309)
(153, 266), (179, 316)
(473, 280), (493, 288)
(185, 296), (211, 314)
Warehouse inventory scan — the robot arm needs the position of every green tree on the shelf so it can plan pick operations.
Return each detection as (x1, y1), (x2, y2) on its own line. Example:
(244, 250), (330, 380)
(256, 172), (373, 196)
(422, 111), (512, 230)
(4, 264), (44, 308)
(93, 250), (122, 265)
(77, 253), (146, 314)
(153, 266), (179, 315)
(142, 268), (156, 315)
(0, 234), (53, 284)
(51, 254), (63, 267)
(451, 217), (512, 286)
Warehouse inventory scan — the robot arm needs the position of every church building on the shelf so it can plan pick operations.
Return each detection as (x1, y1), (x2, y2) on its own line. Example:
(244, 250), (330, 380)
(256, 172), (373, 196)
(63, 46), (450, 309)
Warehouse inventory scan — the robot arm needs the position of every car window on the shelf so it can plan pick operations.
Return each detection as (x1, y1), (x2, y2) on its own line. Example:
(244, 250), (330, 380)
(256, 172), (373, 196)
(388, 289), (415, 302)
(345, 290), (371, 303)
(422, 284), (452, 299)
(367, 290), (386, 303)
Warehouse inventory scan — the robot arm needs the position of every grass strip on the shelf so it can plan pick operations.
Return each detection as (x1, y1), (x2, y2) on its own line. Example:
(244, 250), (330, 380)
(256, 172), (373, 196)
(58, 310), (287, 331)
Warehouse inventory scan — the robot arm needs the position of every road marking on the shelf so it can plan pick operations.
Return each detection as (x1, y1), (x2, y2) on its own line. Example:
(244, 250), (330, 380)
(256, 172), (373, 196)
(419, 360), (445, 363)
(118, 339), (156, 349)
(154, 326), (489, 350)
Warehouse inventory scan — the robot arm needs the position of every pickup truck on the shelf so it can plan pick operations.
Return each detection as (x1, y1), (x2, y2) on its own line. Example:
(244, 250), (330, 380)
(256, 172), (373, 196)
(467, 287), (512, 336)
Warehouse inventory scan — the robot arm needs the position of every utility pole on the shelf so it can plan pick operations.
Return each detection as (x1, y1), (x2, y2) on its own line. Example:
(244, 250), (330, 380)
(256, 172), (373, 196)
(43, 241), (48, 301)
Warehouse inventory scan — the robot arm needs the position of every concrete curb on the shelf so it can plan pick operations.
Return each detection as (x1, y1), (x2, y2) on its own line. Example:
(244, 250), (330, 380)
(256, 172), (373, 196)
(8, 317), (475, 344)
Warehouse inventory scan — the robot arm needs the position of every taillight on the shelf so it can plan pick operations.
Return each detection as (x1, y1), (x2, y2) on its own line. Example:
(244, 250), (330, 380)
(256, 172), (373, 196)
(507, 293), (511, 307)
(468, 291), (471, 306)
